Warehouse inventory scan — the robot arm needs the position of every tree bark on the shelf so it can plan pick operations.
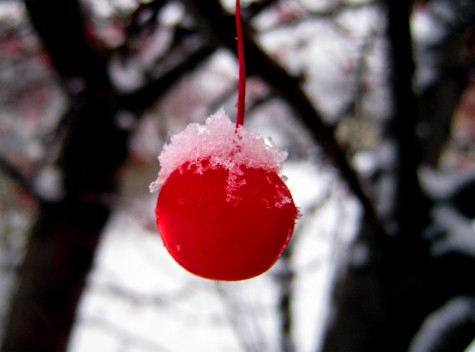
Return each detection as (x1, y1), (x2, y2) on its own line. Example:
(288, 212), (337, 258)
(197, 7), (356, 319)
(320, 1), (434, 351)
(1, 0), (125, 350)
(1, 200), (110, 352)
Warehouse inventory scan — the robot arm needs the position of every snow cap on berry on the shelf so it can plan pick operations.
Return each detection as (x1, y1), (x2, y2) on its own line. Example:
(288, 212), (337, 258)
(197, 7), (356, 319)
(149, 108), (288, 193)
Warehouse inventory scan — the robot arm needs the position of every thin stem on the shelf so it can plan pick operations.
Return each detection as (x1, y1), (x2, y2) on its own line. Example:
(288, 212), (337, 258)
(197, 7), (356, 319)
(235, 0), (246, 129)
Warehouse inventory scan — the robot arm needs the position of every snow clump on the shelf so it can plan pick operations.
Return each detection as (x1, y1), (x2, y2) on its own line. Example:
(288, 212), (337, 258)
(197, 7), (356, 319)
(149, 108), (288, 193)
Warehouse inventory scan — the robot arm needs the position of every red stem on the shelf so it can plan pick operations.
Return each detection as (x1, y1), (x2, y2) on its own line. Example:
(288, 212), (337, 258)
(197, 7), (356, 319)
(235, 0), (246, 129)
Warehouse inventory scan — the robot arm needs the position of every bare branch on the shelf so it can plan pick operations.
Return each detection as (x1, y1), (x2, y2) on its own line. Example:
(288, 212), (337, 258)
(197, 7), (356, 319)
(118, 42), (215, 112)
(125, 0), (169, 36)
(260, 0), (376, 32)
(119, 0), (282, 115)
(0, 154), (41, 201)
(246, 0), (279, 16)
(79, 315), (172, 352)
(409, 296), (475, 352)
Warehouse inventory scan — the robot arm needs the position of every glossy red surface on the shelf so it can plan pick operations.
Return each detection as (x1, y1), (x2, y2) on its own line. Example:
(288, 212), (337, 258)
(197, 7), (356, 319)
(156, 161), (297, 281)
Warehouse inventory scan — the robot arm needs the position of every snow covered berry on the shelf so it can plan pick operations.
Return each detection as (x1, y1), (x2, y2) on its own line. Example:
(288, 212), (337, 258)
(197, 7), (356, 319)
(150, 110), (298, 281)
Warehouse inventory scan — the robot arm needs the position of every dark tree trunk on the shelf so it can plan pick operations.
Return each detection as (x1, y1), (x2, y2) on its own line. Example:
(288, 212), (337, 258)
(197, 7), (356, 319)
(1, 200), (111, 352)
(1, 95), (126, 348)
(320, 1), (434, 351)
(1, 1), (126, 351)
(320, 1), (475, 351)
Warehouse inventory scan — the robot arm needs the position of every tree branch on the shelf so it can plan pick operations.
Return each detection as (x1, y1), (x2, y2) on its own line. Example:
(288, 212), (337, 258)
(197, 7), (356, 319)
(261, 0), (376, 31)
(386, 0), (430, 236)
(119, 0), (282, 114)
(119, 41), (215, 113)
(23, 0), (108, 84)
(1, 0), (126, 350)
(409, 296), (475, 352)
(0, 154), (41, 201)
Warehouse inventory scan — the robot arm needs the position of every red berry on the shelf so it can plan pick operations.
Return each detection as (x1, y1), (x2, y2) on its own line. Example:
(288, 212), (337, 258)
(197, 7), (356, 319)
(155, 159), (298, 281)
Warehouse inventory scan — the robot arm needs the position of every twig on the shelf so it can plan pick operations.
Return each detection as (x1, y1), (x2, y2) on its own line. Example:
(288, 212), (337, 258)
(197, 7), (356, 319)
(260, 0), (376, 32)
(214, 283), (267, 352)
(80, 315), (172, 352)
(118, 0), (282, 115)
(88, 281), (196, 306)
(118, 42), (216, 112)
(247, 0), (280, 16)
(125, 0), (169, 36)
(0, 154), (41, 201)
(277, 246), (295, 352)
(333, 28), (380, 122)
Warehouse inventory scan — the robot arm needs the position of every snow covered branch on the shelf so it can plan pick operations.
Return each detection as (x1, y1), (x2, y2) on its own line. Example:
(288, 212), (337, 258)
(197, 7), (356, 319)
(409, 296), (475, 352)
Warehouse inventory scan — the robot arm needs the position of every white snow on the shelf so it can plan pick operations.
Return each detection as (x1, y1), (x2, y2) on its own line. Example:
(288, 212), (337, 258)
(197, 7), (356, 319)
(467, 339), (475, 352)
(149, 109), (288, 192)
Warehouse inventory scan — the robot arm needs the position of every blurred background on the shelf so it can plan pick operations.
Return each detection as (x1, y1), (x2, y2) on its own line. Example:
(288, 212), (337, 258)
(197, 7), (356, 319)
(0, 0), (474, 351)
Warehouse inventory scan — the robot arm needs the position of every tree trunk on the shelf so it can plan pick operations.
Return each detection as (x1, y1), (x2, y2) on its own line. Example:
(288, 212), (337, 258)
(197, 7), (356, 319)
(1, 1), (126, 350)
(320, 1), (434, 350)
(1, 200), (110, 352)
